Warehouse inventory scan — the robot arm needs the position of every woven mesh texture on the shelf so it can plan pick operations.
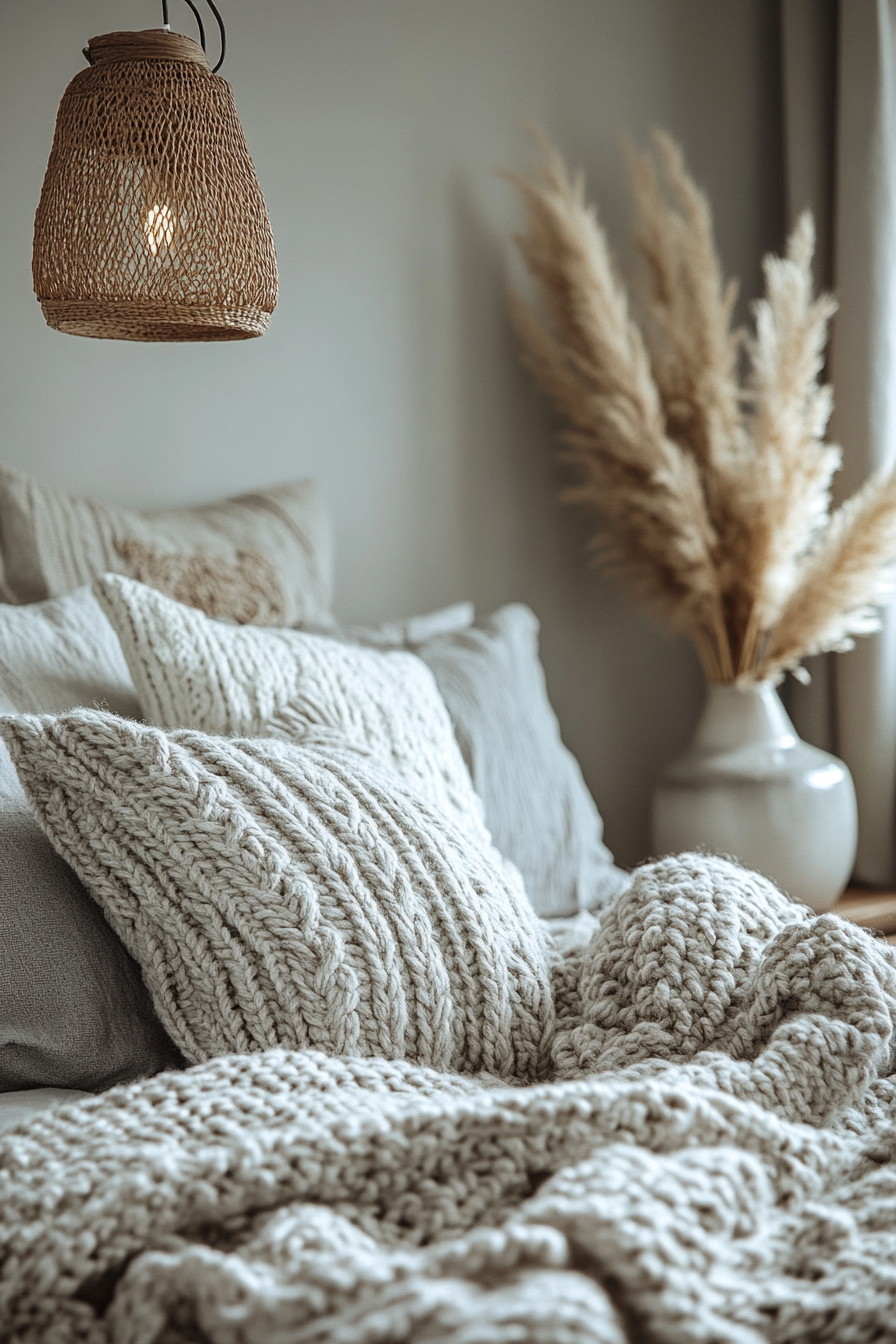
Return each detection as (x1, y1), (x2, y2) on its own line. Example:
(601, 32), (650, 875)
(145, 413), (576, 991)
(32, 30), (278, 342)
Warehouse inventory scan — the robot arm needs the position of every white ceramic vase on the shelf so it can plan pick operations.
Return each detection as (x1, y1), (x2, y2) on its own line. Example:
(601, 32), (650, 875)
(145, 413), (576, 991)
(651, 680), (857, 912)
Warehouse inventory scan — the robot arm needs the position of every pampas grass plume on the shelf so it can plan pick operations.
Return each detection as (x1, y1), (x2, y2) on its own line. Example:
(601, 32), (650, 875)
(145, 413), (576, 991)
(509, 129), (896, 684)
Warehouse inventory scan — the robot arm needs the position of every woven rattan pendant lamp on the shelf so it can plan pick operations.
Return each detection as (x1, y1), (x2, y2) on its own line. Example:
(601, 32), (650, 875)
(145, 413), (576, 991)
(32, 0), (278, 341)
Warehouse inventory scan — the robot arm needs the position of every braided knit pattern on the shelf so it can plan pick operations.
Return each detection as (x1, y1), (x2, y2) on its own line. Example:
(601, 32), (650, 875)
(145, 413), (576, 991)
(0, 710), (552, 1080)
(94, 574), (491, 849)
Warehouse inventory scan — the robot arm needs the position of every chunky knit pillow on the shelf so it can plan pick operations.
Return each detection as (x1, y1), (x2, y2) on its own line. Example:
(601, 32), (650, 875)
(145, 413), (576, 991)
(95, 574), (490, 850)
(0, 711), (553, 1082)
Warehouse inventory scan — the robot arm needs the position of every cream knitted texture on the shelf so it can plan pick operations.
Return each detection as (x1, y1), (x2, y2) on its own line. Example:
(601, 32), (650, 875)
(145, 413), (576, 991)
(95, 573), (491, 850)
(2, 1023), (896, 1344)
(553, 854), (896, 1128)
(2, 856), (896, 1341)
(0, 710), (552, 1081)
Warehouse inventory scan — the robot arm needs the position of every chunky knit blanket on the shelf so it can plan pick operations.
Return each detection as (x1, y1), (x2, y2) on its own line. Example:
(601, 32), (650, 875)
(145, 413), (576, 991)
(3, 854), (896, 1343)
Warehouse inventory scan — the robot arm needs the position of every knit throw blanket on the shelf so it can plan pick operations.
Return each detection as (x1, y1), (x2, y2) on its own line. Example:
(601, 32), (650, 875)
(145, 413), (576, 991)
(4, 854), (896, 1343)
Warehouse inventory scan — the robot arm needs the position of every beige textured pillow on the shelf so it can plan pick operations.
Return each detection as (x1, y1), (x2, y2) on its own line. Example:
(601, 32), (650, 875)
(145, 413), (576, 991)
(0, 711), (553, 1081)
(96, 573), (490, 848)
(0, 465), (333, 627)
(0, 585), (138, 718)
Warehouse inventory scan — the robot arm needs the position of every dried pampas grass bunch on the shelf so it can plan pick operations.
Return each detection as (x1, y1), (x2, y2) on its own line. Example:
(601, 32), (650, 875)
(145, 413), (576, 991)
(509, 130), (896, 684)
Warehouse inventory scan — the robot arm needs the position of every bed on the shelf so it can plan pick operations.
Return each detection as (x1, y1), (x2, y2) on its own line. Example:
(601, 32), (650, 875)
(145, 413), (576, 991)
(1, 467), (895, 1342)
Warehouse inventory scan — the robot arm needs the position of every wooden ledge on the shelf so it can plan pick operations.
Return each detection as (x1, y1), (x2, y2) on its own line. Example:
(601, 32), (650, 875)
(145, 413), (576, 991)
(831, 887), (896, 943)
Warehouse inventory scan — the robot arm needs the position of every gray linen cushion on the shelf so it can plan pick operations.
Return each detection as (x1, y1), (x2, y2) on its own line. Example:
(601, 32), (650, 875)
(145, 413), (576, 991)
(413, 606), (629, 918)
(0, 588), (182, 1091)
(1, 710), (554, 1082)
(0, 465), (334, 627)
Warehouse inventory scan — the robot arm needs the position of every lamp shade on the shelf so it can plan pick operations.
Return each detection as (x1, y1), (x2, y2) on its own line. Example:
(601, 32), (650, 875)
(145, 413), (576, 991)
(32, 30), (278, 341)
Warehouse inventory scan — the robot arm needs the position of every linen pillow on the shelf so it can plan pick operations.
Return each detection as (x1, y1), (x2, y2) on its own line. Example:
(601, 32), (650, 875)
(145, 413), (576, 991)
(95, 574), (490, 849)
(0, 589), (183, 1092)
(0, 711), (554, 1082)
(338, 601), (476, 647)
(412, 606), (629, 918)
(0, 465), (333, 626)
(0, 584), (139, 719)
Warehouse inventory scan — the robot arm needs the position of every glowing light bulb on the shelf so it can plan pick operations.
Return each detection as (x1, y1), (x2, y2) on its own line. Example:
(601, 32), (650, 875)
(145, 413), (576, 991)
(144, 203), (175, 256)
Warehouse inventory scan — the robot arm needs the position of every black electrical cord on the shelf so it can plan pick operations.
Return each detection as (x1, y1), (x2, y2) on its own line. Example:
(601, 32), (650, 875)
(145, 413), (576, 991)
(162, 0), (226, 72)
(204, 0), (226, 72)
(179, 0), (206, 56)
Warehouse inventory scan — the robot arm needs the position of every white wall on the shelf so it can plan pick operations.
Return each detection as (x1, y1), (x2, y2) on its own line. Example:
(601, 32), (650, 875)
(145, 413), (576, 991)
(0, 0), (784, 866)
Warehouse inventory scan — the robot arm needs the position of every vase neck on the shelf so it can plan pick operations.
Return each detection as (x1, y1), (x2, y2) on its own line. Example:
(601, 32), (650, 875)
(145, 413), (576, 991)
(692, 681), (797, 753)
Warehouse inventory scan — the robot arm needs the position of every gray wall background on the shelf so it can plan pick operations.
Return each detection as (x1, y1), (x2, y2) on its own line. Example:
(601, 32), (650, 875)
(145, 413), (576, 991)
(0, 0), (785, 866)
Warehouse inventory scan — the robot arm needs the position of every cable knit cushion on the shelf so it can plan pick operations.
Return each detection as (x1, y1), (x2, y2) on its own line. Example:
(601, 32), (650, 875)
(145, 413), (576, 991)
(0, 465), (333, 626)
(0, 710), (553, 1081)
(0, 589), (182, 1093)
(95, 573), (491, 849)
